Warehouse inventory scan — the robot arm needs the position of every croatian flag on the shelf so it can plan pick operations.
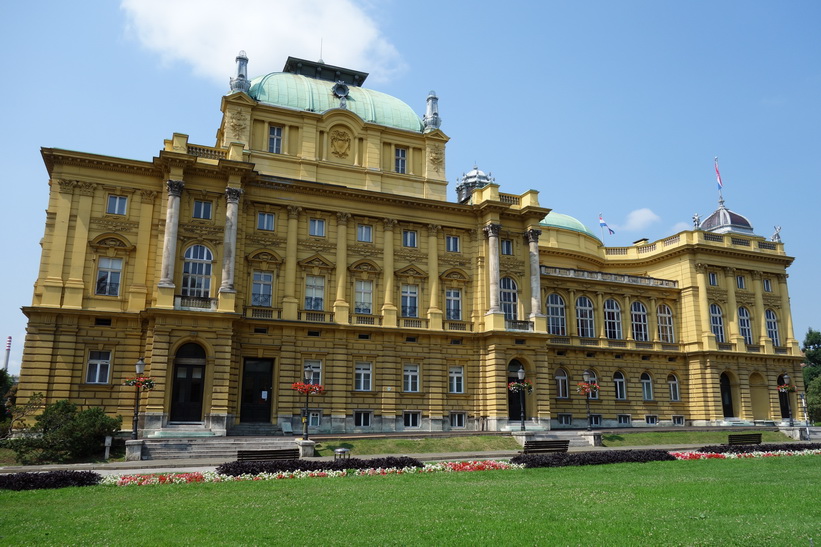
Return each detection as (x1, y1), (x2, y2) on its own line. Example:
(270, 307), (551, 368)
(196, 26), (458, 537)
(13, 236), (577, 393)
(599, 214), (615, 235)
(714, 157), (723, 190)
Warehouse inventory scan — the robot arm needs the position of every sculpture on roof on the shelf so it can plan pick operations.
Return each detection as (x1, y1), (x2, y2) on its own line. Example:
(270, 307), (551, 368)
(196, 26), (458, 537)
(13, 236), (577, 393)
(771, 226), (782, 243)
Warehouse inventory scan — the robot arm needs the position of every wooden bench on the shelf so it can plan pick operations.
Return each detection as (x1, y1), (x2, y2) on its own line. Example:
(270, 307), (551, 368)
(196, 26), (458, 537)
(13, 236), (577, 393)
(727, 433), (762, 445)
(521, 440), (570, 454)
(236, 448), (300, 461)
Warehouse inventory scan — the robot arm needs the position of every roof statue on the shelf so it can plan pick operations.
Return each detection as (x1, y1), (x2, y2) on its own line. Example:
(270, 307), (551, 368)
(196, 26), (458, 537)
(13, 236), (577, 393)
(771, 226), (782, 242)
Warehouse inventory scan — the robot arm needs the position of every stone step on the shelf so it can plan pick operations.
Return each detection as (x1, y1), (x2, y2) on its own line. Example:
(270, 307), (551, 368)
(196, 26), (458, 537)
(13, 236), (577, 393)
(140, 438), (300, 460)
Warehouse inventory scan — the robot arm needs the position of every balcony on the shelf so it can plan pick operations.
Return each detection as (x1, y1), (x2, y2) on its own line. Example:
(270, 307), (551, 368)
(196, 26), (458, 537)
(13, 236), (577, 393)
(506, 320), (533, 332)
(175, 295), (218, 311)
(353, 314), (382, 326)
(299, 311), (334, 323)
(540, 266), (678, 288)
(244, 307), (282, 320)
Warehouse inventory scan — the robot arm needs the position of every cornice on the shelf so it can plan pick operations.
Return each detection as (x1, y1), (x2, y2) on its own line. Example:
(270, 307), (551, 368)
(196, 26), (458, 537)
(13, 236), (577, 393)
(42, 148), (161, 178)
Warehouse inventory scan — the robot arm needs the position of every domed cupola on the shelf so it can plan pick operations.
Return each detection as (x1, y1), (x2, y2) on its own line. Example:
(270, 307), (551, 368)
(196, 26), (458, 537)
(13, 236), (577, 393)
(698, 197), (755, 235)
(540, 211), (600, 241)
(455, 166), (494, 203)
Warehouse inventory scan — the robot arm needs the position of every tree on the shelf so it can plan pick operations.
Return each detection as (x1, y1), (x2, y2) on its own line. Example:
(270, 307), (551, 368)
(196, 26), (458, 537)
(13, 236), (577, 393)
(802, 328), (821, 387)
(806, 375), (821, 425)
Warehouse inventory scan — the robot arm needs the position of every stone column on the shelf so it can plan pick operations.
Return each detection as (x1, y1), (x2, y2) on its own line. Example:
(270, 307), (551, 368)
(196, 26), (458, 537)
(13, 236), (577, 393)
(484, 223), (501, 314)
(649, 296), (659, 342)
(381, 219), (397, 327)
(624, 295), (633, 340)
(723, 267), (741, 346)
(282, 206), (302, 320)
(777, 274), (795, 348)
(596, 292), (606, 339)
(525, 229), (543, 318)
(695, 264), (715, 349)
(219, 187), (243, 293)
(158, 180), (185, 287)
(568, 289), (578, 337)
(334, 212), (351, 324)
(427, 224), (442, 330)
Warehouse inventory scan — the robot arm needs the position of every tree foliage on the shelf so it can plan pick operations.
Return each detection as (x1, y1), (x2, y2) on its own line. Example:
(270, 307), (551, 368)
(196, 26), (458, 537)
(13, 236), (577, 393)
(802, 329), (821, 424)
(807, 375), (821, 424)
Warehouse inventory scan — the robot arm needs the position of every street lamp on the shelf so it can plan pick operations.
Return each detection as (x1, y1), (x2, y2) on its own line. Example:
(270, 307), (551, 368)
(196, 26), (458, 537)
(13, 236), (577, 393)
(583, 370), (592, 431)
(783, 372), (794, 427)
(302, 364), (312, 440)
(517, 365), (526, 431)
(131, 358), (146, 440)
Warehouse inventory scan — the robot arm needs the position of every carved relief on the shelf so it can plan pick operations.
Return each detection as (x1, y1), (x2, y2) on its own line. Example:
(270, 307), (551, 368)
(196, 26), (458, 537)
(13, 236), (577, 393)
(395, 249), (425, 262)
(298, 239), (335, 253)
(349, 244), (383, 258)
(428, 144), (444, 174)
(330, 129), (351, 159)
(287, 206), (303, 219)
(167, 180), (185, 197)
(225, 187), (243, 204)
(247, 235), (287, 248)
(227, 109), (249, 143)
(140, 190), (158, 203)
(57, 179), (77, 194)
(91, 218), (139, 233)
(483, 223), (501, 238)
(179, 222), (224, 239)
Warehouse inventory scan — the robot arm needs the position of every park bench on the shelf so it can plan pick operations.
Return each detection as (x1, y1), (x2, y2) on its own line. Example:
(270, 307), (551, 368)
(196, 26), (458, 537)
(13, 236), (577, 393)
(521, 439), (570, 454)
(727, 433), (762, 445)
(236, 448), (300, 461)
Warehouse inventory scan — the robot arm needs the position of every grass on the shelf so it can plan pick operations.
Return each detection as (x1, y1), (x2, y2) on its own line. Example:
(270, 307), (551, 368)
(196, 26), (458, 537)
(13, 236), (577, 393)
(601, 428), (795, 447)
(313, 435), (520, 456)
(1, 456), (819, 545)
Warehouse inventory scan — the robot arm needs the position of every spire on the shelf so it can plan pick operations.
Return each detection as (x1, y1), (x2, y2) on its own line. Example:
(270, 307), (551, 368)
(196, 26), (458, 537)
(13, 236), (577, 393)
(423, 90), (441, 132)
(230, 50), (251, 94)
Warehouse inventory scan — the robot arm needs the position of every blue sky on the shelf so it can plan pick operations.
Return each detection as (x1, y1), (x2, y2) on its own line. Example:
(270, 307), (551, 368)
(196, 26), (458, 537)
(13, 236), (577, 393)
(1, 1), (819, 375)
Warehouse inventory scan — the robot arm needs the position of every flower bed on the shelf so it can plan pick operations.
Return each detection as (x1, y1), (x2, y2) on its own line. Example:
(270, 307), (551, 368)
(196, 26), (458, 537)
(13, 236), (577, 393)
(672, 448), (821, 460)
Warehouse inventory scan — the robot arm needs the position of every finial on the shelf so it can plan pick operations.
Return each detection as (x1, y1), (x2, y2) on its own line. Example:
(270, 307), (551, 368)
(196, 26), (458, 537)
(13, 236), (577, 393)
(423, 90), (441, 132)
(230, 50), (250, 93)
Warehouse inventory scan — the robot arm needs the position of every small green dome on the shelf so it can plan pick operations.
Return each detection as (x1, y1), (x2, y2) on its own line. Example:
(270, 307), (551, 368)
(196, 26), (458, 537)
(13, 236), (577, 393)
(540, 212), (600, 240)
(248, 72), (424, 132)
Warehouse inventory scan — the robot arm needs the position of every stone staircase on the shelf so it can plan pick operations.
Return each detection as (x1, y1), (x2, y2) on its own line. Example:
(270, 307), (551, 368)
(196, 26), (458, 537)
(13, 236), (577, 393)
(140, 437), (300, 460)
(228, 423), (285, 436)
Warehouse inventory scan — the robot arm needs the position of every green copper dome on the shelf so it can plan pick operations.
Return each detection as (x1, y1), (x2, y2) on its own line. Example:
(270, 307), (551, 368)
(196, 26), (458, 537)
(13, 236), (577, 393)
(540, 212), (600, 240)
(248, 72), (424, 132)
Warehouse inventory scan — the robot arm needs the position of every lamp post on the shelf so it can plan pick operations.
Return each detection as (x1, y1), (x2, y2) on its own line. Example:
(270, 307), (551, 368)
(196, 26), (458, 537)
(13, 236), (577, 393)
(583, 370), (592, 431)
(783, 372), (794, 427)
(131, 358), (146, 440)
(302, 364), (312, 440)
(517, 366), (526, 431)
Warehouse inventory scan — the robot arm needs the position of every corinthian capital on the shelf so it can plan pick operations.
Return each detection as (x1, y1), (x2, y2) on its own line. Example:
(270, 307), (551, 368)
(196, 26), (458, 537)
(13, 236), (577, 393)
(483, 223), (501, 238)
(166, 180), (185, 197)
(225, 187), (243, 204)
(524, 229), (542, 244)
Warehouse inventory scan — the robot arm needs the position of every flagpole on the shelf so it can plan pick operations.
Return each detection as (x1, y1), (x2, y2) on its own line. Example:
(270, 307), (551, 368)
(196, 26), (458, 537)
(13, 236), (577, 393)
(714, 157), (724, 202)
(599, 212), (604, 240)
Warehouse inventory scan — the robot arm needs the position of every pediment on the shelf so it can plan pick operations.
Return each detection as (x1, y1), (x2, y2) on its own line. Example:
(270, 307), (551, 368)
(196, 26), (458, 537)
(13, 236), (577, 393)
(299, 254), (335, 270)
(395, 265), (428, 279)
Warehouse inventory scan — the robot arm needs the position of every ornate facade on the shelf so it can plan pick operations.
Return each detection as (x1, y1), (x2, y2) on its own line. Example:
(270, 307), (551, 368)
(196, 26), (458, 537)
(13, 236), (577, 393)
(17, 54), (803, 436)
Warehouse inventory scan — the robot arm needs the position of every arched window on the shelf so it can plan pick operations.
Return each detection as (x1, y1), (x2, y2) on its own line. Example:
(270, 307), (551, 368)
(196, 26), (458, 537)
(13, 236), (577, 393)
(546, 294), (566, 336)
(631, 301), (649, 342)
(657, 304), (675, 343)
(667, 374), (680, 401)
(585, 370), (599, 400)
(613, 371), (626, 400)
(555, 368), (569, 399)
(641, 372), (653, 401)
(766, 309), (781, 347)
(604, 299), (622, 339)
(182, 245), (213, 298)
(738, 307), (753, 345)
(500, 278), (518, 321)
(709, 304), (725, 343)
(576, 296), (595, 338)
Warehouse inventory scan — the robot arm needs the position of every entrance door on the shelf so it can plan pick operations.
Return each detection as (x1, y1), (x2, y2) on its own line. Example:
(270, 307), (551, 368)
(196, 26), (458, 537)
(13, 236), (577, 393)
(170, 364), (205, 422)
(240, 359), (273, 423)
(720, 372), (734, 418)
(777, 374), (791, 419)
(508, 360), (525, 421)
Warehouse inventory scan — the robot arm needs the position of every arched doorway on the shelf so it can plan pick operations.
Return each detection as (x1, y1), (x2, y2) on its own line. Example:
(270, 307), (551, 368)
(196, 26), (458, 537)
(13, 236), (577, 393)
(170, 342), (206, 422)
(749, 373), (769, 421)
(507, 360), (526, 422)
(719, 372), (734, 418)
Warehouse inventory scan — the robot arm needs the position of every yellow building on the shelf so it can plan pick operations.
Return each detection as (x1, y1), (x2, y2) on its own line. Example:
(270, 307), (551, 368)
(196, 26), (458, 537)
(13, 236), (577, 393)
(18, 53), (804, 437)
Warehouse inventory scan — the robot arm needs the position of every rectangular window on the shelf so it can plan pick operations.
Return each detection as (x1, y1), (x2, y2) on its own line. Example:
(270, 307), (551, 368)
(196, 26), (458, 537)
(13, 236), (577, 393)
(95, 257), (122, 296)
(305, 275), (324, 311)
(193, 200), (212, 219)
(308, 411), (321, 427)
(402, 230), (417, 247)
(645, 415), (658, 426)
(736, 275), (746, 289)
(401, 284), (418, 318)
(395, 147), (407, 174)
(403, 411), (420, 428)
(590, 414), (602, 427)
(107, 195), (127, 215)
(86, 350), (111, 384)
(763, 279), (772, 292)
(557, 414), (572, 426)
(354, 280), (373, 315)
(304, 360), (322, 385)
(257, 212), (275, 231)
(354, 411), (372, 427)
(268, 125), (283, 154)
(309, 218), (326, 237)
(445, 289), (462, 321)
(446, 235), (460, 252)
(354, 362), (372, 391)
(251, 271), (273, 307)
(618, 414), (632, 426)
(672, 415), (685, 426)
(501, 239), (513, 255)
(403, 364), (419, 392)
(449, 413), (466, 428)
(357, 224), (373, 243)
(708, 272), (718, 286)
(448, 366), (464, 394)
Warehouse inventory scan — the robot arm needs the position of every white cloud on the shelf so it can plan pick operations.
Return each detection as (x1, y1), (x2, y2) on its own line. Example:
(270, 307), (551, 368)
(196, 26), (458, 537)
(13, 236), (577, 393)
(670, 221), (691, 233)
(616, 208), (661, 232)
(120, 0), (405, 85)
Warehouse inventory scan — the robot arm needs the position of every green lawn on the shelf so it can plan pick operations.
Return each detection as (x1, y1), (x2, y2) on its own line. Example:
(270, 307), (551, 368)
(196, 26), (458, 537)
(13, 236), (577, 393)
(601, 429), (794, 447)
(314, 434), (521, 456)
(1, 456), (819, 545)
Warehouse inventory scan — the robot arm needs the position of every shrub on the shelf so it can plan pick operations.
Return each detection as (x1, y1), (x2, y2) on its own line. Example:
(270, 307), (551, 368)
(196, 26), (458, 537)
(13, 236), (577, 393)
(0, 470), (102, 491)
(216, 456), (424, 476)
(511, 449), (676, 468)
(697, 442), (821, 455)
(6, 400), (121, 464)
